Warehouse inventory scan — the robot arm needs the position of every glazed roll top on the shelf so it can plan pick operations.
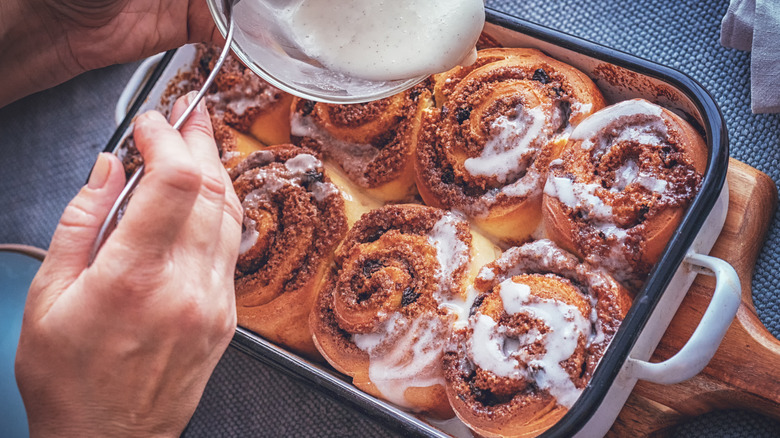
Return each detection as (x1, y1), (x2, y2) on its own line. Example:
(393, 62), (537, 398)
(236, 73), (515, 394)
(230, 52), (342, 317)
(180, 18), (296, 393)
(543, 99), (707, 287)
(231, 145), (348, 358)
(416, 48), (606, 243)
(444, 240), (631, 438)
(310, 204), (498, 418)
(291, 82), (433, 202)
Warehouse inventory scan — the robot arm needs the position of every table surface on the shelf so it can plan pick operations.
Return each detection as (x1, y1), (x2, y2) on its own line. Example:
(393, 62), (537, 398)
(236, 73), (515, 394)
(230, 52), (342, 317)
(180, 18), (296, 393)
(2, 0), (779, 436)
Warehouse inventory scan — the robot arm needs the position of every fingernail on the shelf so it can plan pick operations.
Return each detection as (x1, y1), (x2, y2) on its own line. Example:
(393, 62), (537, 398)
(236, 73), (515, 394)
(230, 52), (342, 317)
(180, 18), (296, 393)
(88, 153), (111, 190)
(142, 111), (168, 123)
(185, 90), (207, 115)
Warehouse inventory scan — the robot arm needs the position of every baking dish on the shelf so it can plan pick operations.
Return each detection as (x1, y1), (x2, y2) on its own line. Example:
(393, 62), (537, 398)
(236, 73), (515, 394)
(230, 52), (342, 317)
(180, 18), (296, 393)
(106, 8), (739, 437)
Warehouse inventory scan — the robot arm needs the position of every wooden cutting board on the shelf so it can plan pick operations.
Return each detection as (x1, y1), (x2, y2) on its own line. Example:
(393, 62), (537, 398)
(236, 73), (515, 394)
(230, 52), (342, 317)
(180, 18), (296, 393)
(608, 158), (780, 436)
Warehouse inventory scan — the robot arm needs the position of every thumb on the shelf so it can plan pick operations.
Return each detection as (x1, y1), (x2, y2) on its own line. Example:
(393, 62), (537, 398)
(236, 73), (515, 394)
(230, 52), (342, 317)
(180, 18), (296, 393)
(34, 153), (126, 295)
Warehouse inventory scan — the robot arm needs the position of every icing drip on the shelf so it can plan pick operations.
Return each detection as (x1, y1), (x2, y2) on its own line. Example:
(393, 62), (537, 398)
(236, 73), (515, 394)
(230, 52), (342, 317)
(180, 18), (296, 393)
(571, 99), (664, 143)
(439, 286), (478, 330)
(353, 312), (449, 409)
(239, 216), (259, 255)
(427, 212), (470, 299)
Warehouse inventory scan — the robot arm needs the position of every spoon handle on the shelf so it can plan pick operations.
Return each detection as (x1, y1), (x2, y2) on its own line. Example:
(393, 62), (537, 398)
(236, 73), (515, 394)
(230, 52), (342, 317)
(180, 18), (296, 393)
(87, 14), (237, 266)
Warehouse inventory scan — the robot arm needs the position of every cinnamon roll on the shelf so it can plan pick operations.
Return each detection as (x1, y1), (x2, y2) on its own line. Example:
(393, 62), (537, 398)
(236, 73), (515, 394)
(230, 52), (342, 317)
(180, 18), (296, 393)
(443, 240), (631, 437)
(290, 81), (433, 203)
(542, 99), (707, 287)
(310, 204), (499, 417)
(231, 145), (348, 358)
(415, 48), (606, 243)
(195, 43), (294, 148)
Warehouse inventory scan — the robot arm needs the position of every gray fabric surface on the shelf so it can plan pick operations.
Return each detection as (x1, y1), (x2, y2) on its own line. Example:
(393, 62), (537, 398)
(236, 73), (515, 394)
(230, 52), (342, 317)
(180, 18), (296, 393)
(720, 0), (780, 113)
(1, 0), (779, 436)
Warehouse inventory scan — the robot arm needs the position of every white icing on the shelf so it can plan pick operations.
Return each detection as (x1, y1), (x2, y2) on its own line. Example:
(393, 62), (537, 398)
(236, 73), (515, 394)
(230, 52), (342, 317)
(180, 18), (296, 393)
(500, 172), (544, 198)
(353, 312), (402, 352)
(614, 160), (639, 192)
(588, 296), (606, 347)
(271, 0), (485, 81)
(239, 216), (259, 255)
(638, 174), (668, 193)
(544, 176), (614, 221)
(284, 153), (320, 173)
(221, 150), (243, 163)
(612, 160), (669, 194)
(353, 312), (448, 409)
(311, 181), (339, 202)
(468, 278), (591, 408)
(470, 314), (523, 378)
(477, 267), (495, 282)
(238, 153), (339, 251)
(570, 99), (664, 142)
(438, 285), (478, 330)
(205, 83), (277, 116)
(571, 101), (593, 117)
(463, 106), (547, 183)
(427, 212), (470, 298)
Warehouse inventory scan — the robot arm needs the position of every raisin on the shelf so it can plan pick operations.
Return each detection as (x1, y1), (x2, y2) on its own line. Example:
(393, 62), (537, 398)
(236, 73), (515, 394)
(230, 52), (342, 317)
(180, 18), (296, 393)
(456, 107), (471, 124)
(401, 287), (421, 306)
(442, 167), (455, 184)
(300, 100), (316, 116)
(302, 170), (324, 185)
(361, 259), (383, 277)
(469, 293), (487, 316)
(532, 68), (551, 84)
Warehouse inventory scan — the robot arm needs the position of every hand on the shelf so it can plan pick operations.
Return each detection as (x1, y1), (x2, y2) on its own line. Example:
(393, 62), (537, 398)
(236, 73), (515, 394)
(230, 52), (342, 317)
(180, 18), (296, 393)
(0, 0), (218, 106)
(45, 0), (220, 71)
(15, 92), (242, 437)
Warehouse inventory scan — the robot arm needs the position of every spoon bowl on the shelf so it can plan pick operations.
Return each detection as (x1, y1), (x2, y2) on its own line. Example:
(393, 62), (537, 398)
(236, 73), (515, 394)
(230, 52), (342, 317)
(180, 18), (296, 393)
(206, 0), (428, 104)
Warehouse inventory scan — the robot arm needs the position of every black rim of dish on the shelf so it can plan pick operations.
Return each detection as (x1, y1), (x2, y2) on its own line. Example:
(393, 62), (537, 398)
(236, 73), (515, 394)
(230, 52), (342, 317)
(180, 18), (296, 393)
(105, 8), (729, 437)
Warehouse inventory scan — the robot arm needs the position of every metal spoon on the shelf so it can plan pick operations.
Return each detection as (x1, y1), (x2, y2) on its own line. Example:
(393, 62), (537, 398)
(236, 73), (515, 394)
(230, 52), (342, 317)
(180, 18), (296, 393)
(87, 0), (240, 265)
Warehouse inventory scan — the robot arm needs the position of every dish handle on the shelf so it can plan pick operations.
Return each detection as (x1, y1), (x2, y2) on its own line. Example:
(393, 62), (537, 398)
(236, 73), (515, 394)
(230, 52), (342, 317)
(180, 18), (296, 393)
(624, 253), (740, 385)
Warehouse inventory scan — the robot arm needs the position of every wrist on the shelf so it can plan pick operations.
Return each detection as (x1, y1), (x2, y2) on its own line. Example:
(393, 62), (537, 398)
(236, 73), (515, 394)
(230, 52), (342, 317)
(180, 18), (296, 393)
(0, 0), (81, 107)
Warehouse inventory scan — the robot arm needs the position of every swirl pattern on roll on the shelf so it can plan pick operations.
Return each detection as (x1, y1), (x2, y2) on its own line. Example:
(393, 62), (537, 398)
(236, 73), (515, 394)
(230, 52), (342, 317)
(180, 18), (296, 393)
(443, 240), (631, 437)
(542, 99), (707, 286)
(290, 82), (433, 201)
(310, 204), (490, 418)
(231, 145), (348, 358)
(415, 48), (606, 243)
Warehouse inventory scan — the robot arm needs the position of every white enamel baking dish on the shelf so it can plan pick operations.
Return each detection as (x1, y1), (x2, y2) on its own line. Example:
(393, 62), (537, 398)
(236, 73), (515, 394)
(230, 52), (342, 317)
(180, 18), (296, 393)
(108, 9), (740, 437)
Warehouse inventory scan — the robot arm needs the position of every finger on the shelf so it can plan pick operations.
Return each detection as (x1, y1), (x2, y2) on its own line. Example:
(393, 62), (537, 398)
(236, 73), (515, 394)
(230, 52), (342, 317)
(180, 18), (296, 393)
(215, 165), (243, 278)
(107, 110), (201, 261)
(30, 153), (125, 303)
(170, 92), (228, 257)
